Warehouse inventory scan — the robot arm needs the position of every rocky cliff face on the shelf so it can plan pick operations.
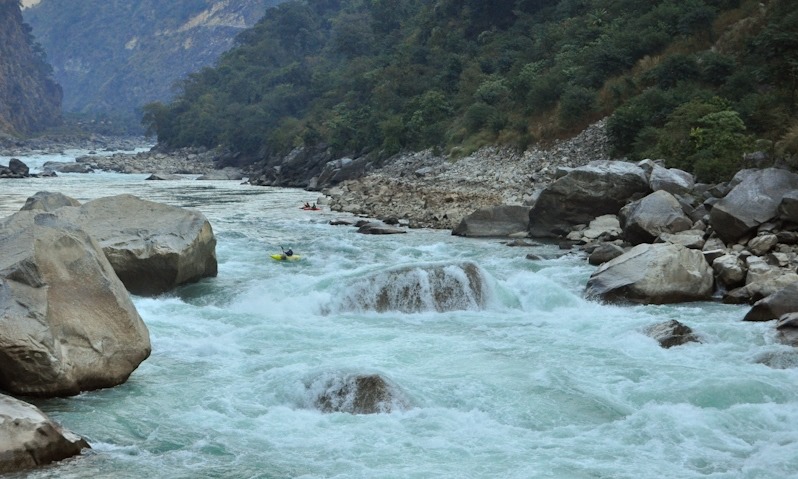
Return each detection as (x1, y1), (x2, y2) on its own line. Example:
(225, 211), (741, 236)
(23, 0), (285, 124)
(0, 0), (62, 135)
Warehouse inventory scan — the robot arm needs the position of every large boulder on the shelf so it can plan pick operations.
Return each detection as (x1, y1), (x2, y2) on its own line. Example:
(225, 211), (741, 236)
(0, 211), (151, 397)
(744, 282), (798, 321)
(56, 194), (217, 296)
(619, 190), (693, 245)
(452, 205), (530, 237)
(709, 168), (798, 243)
(0, 394), (90, 474)
(328, 262), (488, 313)
(585, 243), (714, 304)
(529, 160), (650, 237)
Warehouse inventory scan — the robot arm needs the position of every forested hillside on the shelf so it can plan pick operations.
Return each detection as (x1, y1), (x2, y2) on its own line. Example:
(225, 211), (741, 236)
(23, 0), (284, 134)
(0, 0), (61, 135)
(144, 0), (798, 182)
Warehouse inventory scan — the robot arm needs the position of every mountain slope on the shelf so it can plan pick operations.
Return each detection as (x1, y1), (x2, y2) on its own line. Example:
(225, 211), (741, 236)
(143, 0), (798, 183)
(0, 0), (61, 135)
(23, 0), (285, 130)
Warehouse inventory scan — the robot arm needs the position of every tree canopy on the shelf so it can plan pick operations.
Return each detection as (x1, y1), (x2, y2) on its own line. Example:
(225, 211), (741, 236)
(144, 0), (798, 182)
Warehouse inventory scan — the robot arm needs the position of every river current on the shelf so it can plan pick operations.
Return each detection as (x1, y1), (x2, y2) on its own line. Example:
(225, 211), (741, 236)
(1, 151), (797, 479)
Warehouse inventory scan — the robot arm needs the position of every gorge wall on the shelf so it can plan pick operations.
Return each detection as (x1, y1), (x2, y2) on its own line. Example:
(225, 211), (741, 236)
(22, 0), (285, 126)
(0, 0), (61, 135)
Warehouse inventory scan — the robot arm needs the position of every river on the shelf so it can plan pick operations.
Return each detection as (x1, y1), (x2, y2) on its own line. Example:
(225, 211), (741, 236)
(1, 151), (797, 479)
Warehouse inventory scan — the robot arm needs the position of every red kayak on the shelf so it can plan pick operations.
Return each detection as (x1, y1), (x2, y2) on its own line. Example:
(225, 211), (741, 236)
(300, 207), (321, 211)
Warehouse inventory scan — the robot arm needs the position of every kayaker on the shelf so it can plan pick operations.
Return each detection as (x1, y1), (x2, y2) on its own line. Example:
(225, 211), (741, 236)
(280, 246), (294, 259)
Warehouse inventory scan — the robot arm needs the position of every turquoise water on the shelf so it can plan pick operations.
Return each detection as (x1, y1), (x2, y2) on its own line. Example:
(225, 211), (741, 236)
(2, 154), (797, 479)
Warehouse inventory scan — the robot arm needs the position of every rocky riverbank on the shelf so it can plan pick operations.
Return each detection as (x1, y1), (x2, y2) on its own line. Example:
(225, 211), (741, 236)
(323, 119), (611, 229)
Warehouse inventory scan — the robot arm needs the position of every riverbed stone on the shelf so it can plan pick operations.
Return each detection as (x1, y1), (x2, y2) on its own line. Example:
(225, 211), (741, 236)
(311, 373), (409, 414)
(0, 211), (151, 396)
(0, 394), (90, 474)
(585, 243), (714, 304)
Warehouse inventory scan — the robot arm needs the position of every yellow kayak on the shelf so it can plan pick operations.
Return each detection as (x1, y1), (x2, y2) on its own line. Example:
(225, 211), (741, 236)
(270, 253), (301, 261)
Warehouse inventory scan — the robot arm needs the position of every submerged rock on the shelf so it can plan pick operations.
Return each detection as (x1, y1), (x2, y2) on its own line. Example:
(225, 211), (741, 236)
(309, 373), (410, 414)
(329, 261), (488, 313)
(644, 320), (701, 348)
(0, 394), (90, 473)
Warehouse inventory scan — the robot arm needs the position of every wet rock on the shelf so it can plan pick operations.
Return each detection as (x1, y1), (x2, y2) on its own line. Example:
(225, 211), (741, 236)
(744, 282), (798, 321)
(310, 373), (410, 414)
(357, 222), (407, 235)
(776, 312), (798, 346)
(0, 394), (90, 473)
(644, 320), (701, 348)
(329, 261), (487, 313)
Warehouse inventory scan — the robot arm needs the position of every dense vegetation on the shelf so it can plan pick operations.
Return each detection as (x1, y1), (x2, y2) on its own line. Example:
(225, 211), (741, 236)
(144, 0), (798, 182)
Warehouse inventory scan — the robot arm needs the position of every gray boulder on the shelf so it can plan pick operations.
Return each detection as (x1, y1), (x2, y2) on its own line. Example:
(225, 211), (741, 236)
(620, 190), (693, 245)
(709, 168), (798, 243)
(644, 320), (701, 348)
(0, 211), (151, 397)
(8, 158), (29, 176)
(779, 191), (798, 222)
(776, 313), (798, 347)
(649, 165), (695, 195)
(529, 160), (650, 237)
(42, 161), (93, 173)
(712, 254), (746, 289)
(357, 222), (407, 235)
(20, 191), (81, 212)
(452, 205), (530, 237)
(585, 243), (714, 304)
(588, 243), (625, 266)
(56, 194), (218, 296)
(744, 282), (798, 321)
(0, 394), (90, 474)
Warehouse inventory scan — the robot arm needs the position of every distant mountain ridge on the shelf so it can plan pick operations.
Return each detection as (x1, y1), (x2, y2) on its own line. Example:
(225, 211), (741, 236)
(0, 0), (61, 135)
(23, 0), (285, 131)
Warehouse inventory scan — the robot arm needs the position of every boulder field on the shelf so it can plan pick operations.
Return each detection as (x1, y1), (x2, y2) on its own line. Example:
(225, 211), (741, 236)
(0, 190), (218, 473)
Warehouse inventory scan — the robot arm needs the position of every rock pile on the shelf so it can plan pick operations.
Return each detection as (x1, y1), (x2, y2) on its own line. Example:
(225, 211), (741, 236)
(325, 119), (611, 229)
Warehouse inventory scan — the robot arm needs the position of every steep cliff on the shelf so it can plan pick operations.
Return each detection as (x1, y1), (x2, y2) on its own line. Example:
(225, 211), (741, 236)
(0, 0), (61, 135)
(23, 0), (285, 128)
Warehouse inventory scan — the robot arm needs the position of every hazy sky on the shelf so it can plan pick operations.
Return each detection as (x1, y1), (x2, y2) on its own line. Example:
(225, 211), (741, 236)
(21, 0), (42, 8)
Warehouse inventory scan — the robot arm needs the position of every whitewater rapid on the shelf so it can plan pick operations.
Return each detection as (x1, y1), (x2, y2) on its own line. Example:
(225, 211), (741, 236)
(1, 152), (797, 479)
